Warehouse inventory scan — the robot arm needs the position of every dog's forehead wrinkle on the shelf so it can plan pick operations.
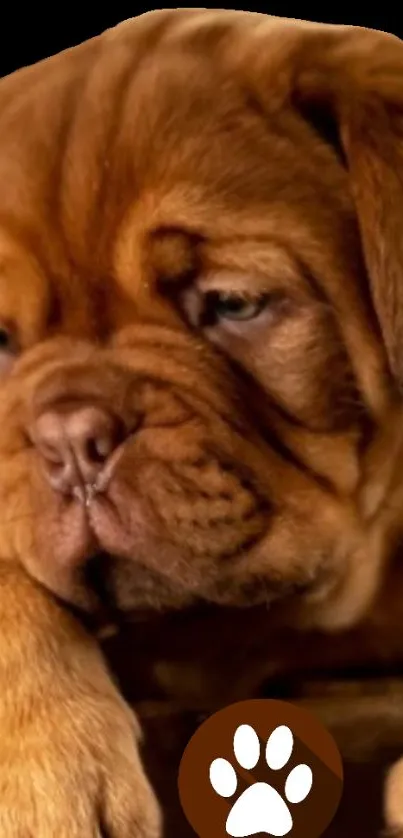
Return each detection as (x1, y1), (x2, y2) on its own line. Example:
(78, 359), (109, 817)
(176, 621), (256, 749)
(0, 13), (357, 330)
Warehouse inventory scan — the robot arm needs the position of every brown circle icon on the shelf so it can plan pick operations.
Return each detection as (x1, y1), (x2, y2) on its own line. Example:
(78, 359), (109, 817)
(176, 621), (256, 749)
(178, 699), (343, 838)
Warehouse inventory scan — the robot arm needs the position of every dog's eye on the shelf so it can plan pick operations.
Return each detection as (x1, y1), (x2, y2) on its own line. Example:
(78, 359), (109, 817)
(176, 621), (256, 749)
(0, 328), (11, 348)
(203, 292), (267, 324)
(0, 324), (19, 374)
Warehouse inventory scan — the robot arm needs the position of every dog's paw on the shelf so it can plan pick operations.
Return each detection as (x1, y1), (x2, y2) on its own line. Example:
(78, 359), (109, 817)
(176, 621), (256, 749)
(0, 691), (161, 838)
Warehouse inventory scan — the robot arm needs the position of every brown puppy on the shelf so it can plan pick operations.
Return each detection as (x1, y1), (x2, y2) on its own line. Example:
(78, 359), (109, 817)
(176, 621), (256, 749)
(0, 8), (403, 835)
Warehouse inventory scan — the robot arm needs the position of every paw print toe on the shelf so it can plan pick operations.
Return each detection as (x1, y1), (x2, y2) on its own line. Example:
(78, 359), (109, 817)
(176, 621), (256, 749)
(285, 764), (313, 804)
(209, 757), (238, 798)
(266, 725), (294, 770)
(233, 724), (260, 770)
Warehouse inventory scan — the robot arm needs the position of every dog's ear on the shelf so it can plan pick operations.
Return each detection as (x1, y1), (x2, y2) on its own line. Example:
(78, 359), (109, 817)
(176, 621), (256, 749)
(240, 21), (403, 389)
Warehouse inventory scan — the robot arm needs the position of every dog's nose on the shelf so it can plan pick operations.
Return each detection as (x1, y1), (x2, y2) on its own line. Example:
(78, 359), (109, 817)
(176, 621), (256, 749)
(32, 406), (124, 497)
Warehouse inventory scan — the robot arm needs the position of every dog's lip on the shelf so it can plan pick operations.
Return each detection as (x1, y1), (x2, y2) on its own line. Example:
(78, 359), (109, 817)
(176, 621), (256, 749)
(82, 549), (119, 611)
(35, 493), (126, 623)
(64, 478), (126, 562)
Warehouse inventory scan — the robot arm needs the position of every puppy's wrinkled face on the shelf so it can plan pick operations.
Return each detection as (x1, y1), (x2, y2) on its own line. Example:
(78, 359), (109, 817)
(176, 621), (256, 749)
(0, 11), (397, 627)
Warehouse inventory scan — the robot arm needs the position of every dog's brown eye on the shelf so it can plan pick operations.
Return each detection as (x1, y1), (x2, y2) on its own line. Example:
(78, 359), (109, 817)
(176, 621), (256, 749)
(204, 292), (267, 324)
(0, 328), (11, 349)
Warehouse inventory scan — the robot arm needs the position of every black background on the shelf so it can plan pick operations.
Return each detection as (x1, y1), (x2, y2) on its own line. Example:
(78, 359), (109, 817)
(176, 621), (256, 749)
(0, 5), (401, 79)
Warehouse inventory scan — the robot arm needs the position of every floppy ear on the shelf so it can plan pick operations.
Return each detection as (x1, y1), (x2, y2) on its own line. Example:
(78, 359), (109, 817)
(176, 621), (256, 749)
(295, 26), (403, 389)
(241, 20), (403, 389)
(337, 97), (403, 388)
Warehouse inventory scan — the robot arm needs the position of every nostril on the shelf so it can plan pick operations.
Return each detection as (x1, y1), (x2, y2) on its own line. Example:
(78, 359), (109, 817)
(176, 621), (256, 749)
(31, 405), (128, 496)
(84, 419), (125, 466)
(31, 412), (71, 470)
(86, 435), (111, 465)
(38, 439), (65, 465)
(45, 458), (80, 497)
(37, 441), (58, 463)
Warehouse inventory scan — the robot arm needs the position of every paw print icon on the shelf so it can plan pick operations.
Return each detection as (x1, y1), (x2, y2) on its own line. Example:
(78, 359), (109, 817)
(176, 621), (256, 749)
(178, 699), (343, 838)
(211, 723), (312, 836)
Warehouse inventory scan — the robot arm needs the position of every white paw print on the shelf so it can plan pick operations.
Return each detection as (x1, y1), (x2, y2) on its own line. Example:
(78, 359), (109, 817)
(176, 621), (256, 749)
(209, 724), (313, 837)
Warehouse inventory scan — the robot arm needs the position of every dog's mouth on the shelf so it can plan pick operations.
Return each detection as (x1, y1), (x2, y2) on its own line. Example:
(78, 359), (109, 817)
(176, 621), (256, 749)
(82, 550), (118, 612)
(76, 549), (129, 633)
(28, 488), (131, 622)
(59, 546), (159, 632)
(34, 483), (328, 628)
(43, 488), (200, 626)
(28, 433), (332, 627)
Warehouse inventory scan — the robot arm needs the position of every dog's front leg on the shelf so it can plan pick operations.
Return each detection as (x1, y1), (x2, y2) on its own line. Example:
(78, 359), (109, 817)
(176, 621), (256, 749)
(0, 562), (161, 838)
